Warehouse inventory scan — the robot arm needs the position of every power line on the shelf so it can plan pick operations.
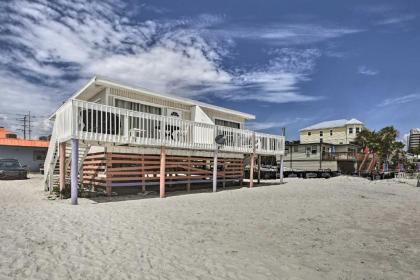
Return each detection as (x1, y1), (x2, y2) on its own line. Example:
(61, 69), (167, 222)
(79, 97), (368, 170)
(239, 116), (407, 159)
(15, 112), (34, 140)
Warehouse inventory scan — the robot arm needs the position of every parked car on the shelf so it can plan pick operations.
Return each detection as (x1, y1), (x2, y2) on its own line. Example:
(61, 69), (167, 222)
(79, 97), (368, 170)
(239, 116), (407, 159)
(0, 159), (28, 180)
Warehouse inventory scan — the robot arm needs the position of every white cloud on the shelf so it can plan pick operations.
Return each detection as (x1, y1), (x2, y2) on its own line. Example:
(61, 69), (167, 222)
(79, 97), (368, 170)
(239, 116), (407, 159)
(376, 14), (416, 25)
(358, 65), (379, 76)
(379, 94), (420, 107)
(246, 117), (310, 131)
(0, 70), (60, 137)
(0, 0), (360, 135)
(212, 24), (362, 45)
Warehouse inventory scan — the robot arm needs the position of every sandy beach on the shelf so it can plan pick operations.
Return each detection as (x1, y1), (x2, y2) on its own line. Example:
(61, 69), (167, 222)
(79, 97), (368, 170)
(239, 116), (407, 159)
(0, 175), (420, 280)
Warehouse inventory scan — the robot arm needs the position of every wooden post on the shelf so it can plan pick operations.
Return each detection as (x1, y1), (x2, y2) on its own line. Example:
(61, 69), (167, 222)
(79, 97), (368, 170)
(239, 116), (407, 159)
(59, 142), (66, 196)
(106, 153), (112, 197)
(141, 154), (146, 193)
(213, 149), (218, 192)
(70, 138), (78, 205)
(222, 161), (226, 189)
(160, 146), (166, 198)
(257, 155), (261, 184)
(187, 156), (191, 192)
(249, 132), (256, 188)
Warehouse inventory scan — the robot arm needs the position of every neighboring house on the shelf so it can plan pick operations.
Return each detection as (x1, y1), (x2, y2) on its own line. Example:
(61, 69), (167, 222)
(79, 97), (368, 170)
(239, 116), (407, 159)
(407, 128), (420, 153)
(282, 119), (365, 174)
(44, 76), (285, 199)
(284, 141), (360, 174)
(0, 127), (49, 172)
(300, 119), (364, 145)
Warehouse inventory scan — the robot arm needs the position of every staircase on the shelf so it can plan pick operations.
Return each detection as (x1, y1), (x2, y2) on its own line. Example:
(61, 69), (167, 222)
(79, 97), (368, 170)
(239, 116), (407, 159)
(358, 153), (377, 174)
(44, 136), (90, 192)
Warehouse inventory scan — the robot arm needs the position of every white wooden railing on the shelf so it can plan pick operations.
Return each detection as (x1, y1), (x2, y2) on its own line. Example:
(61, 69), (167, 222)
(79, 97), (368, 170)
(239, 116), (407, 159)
(48, 99), (285, 155)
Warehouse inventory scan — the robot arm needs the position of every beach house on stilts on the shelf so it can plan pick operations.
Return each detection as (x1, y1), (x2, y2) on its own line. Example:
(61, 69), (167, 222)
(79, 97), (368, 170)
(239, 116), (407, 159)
(44, 76), (285, 204)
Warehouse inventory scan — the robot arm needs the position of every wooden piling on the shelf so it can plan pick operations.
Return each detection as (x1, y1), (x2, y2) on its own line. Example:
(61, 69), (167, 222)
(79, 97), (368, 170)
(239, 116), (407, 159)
(187, 156), (191, 192)
(106, 153), (112, 197)
(160, 146), (166, 198)
(59, 142), (66, 196)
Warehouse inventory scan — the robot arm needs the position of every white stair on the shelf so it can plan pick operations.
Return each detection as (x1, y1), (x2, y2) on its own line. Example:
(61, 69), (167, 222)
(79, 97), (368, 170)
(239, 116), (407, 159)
(44, 139), (90, 192)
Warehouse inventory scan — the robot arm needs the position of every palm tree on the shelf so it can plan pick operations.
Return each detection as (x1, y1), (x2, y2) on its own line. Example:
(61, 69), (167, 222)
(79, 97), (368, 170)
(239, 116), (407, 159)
(354, 126), (405, 170)
(353, 129), (377, 153)
(377, 126), (399, 164)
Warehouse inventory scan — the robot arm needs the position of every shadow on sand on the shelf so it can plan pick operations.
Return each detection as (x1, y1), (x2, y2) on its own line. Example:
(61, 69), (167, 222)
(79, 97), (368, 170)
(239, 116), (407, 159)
(86, 180), (285, 204)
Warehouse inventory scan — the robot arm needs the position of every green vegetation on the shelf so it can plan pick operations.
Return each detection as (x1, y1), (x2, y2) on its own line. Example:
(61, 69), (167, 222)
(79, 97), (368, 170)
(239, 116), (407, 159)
(353, 126), (406, 168)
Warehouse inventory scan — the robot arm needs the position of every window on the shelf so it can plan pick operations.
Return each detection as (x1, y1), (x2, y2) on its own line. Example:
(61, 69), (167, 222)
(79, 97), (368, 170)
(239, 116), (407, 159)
(33, 151), (46, 161)
(215, 119), (240, 129)
(114, 98), (162, 137)
(349, 127), (353, 134)
(320, 131), (323, 137)
(311, 146), (317, 154)
(330, 130), (333, 136)
(306, 146), (311, 157)
(308, 131), (311, 136)
(356, 127), (360, 133)
(115, 98), (162, 115)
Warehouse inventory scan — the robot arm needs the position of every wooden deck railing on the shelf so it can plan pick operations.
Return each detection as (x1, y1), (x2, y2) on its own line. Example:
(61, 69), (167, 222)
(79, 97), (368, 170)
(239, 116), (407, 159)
(52, 99), (285, 155)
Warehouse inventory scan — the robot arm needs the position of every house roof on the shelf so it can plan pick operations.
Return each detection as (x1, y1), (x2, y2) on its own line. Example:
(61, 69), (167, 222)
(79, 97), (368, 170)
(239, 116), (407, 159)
(300, 118), (364, 131)
(55, 76), (255, 120)
(0, 128), (49, 148)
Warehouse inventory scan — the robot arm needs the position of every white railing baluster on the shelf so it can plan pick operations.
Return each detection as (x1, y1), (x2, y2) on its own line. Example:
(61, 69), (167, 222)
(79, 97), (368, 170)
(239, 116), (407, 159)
(54, 100), (285, 155)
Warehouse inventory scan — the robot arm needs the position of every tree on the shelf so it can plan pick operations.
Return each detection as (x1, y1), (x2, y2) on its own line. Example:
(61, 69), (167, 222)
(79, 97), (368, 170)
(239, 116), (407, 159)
(353, 126), (405, 168)
(377, 127), (402, 164)
(353, 129), (378, 153)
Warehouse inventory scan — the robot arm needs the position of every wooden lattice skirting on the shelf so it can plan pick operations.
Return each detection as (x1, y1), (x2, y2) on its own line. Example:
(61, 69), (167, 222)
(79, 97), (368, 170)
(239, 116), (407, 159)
(82, 152), (244, 195)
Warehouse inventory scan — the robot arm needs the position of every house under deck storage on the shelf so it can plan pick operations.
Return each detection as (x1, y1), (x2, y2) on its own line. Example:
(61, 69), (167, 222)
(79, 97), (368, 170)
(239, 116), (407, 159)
(44, 77), (285, 200)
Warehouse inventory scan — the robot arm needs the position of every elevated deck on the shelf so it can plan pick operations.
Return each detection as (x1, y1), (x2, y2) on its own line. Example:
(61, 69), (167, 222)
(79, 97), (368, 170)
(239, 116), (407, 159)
(44, 99), (285, 196)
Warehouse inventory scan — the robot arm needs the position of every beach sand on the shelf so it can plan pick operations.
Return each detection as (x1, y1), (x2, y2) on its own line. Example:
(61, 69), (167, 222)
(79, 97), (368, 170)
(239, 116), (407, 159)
(0, 175), (419, 279)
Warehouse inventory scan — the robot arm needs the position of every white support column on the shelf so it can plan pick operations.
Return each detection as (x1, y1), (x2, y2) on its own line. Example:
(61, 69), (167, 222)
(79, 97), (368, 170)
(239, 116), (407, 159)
(279, 154), (284, 184)
(249, 132), (256, 188)
(213, 149), (218, 192)
(124, 112), (129, 140)
(71, 138), (78, 205)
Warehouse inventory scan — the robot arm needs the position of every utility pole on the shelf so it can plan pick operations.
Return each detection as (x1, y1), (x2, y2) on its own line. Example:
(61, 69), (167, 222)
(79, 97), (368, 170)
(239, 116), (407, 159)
(16, 112), (32, 140)
(17, 115), (27, 139)
(28, 111), (31, 140)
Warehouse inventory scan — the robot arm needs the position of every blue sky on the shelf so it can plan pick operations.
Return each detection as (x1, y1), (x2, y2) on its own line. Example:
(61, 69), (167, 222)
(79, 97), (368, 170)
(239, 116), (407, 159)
(0, 0), (419, 142)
